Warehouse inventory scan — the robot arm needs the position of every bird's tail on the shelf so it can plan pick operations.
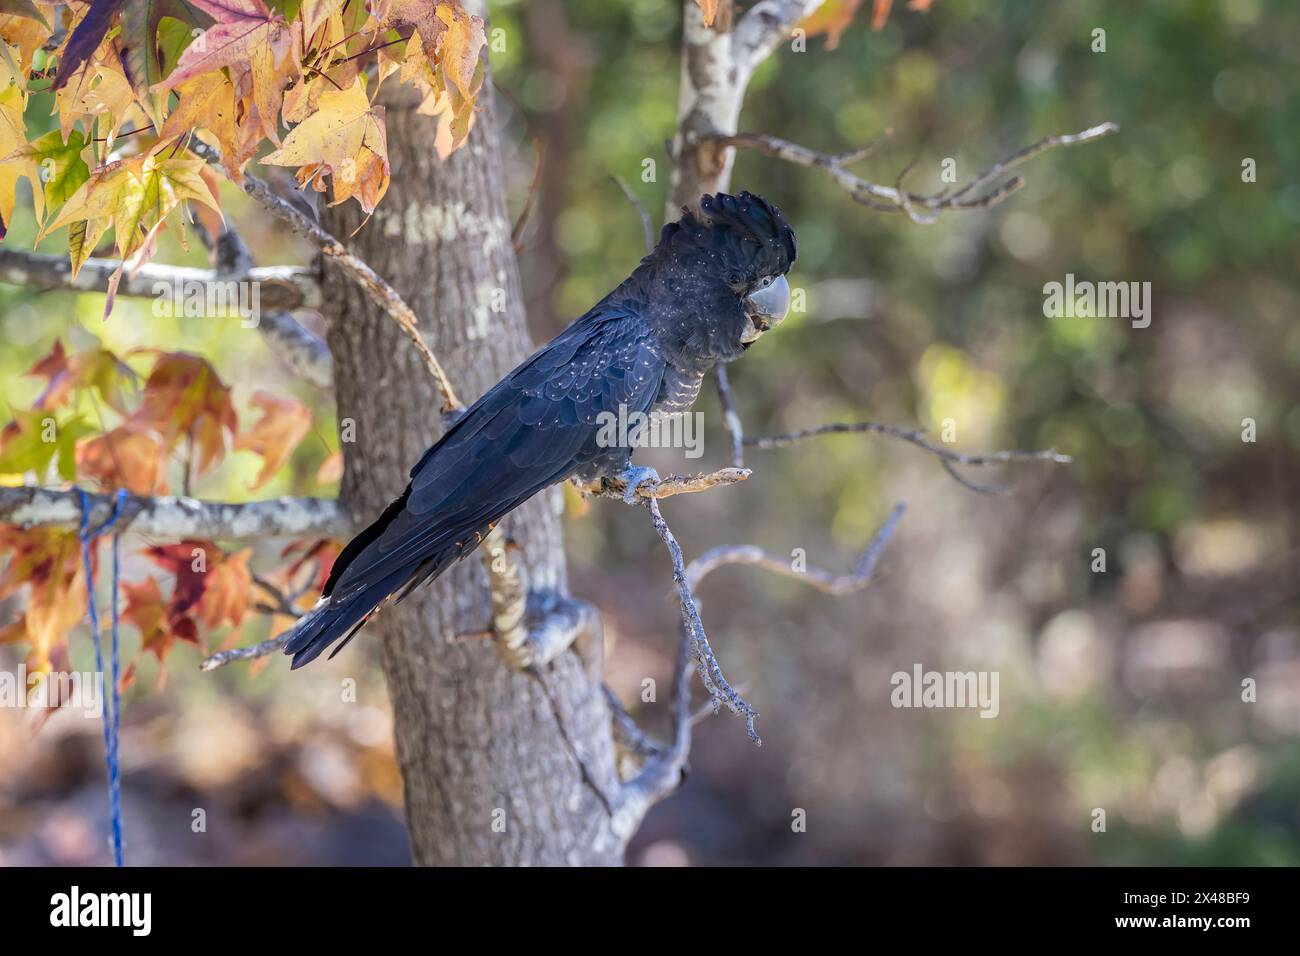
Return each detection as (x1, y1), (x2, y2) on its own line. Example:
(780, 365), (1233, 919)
(281, 567), (412, 669)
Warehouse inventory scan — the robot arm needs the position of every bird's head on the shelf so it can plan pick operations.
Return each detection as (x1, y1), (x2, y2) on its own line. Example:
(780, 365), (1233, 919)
(648, 190), (797, 361)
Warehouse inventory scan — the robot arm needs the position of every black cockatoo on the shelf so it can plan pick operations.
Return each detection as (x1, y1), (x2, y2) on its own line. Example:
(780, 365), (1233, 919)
(284, 191), (796, 668)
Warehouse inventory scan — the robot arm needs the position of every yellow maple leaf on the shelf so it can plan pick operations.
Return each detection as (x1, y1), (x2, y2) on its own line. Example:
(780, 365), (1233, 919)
(159, 73), (247, 179)
(55, 64), (136, 150)
(262, 77), (390, 213)
(153, 0), (298, 147)
(40, 159), (142, 274)
(0, 80), (40, 235)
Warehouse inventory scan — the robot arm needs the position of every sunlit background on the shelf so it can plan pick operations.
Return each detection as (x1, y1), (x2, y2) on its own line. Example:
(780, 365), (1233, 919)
(2, 0), (1299, 865)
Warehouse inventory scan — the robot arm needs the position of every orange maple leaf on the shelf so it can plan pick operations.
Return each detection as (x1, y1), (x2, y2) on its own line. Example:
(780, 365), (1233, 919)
(0, 527), (87, 670)
(76, 427), (168, 495)
(127, 352), (238, 476)
(234, 390), (312, 489)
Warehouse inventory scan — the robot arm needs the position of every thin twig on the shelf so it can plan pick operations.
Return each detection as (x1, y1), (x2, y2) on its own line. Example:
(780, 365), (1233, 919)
(745, 421), (1071, 493)
(644, 497), (759, 744)
(610, 174), (655, 254)
(200, 633), (288, 671)
(686, 501), (906, 593)
(714, 365), (745, 468)
(696, 123), (1119, 221)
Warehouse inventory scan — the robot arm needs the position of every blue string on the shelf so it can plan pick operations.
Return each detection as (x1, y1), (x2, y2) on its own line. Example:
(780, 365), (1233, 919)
(77, 487), (128, 867)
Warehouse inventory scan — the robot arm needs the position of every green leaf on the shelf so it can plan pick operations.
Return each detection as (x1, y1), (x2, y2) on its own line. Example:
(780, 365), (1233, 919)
(6, 128), (91, 212)
(0, 411), (93, 481)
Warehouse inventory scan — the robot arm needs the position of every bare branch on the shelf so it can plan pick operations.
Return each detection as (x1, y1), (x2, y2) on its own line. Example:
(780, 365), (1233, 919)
(0, 485), (350, 539)
(732, 0), (825, 74)
(714, 365), (745, 468)
(253, 311), (333, 388)
(614, 631), (694, 817)
(746, 420), (1071, 492)
(251, 574), (306, 619)
(185, 139), (461, 410)
(697, 123), (1119, 220)
(644, 497), (759, 743)
(611, 496), (907, 822)
(572, 466), (750, 501)
(686, 501), (906, 593)
(610, 174), (655, 254)
(199, 632), (289, 671)
(0, 247), (319, 311)
(207, 225), (333, 388)
(604, 685), (667, 761)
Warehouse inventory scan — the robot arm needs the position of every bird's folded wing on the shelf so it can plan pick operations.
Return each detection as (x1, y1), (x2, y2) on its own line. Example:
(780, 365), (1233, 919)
(325, 309), (666, 603)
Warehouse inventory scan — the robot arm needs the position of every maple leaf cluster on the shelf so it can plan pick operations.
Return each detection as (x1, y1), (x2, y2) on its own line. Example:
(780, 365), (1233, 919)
(0, 340), (333, 677)
(0, 0), (486, 293)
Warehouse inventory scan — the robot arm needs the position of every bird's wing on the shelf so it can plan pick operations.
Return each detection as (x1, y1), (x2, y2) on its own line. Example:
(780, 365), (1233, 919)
(324, 308), (666, 604)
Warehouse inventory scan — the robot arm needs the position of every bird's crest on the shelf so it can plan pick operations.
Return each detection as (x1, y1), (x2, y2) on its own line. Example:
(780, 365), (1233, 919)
(658, 191), (797, 280)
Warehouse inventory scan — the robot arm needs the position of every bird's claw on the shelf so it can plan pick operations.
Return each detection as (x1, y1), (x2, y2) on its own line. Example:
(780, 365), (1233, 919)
(618, 465), (661, 504)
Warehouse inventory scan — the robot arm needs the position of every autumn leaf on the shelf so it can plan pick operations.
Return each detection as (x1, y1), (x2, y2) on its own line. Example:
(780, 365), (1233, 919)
(197, 546), (251, 630)
(140, 538), (251, 655)
(144, 539), (212, 618)
(0, 527), (86, 670)
(42, 152), (219, 285)
(435, 2), (486, 105)
(388, 1), (484, 155)
(0, 408), (93, 482)
(0, 9), (52, 77)
(262, 77), (390, 212)
(41, 157), (146, 274)
(799, 0), (864, 48)
(694, 0), (719, 28)
(52, 0), (125, 91)
(121, 574), (198, 664)
(0, 80), (39, 236)
(119, 0), (208, 124)
(76, 426), (168, 494)
(5, 128), (91, 219)
(158, 72), (247, 178)
(126, 351), (237, 475)
(56, 63), (137, 148)
(23, 338), (135, 414)
(378, 0), (485, 101)
(278, 536), (341, 604)
(315, 449), (342, 485)
(154, 0), (297, 146)
(234, 389), (311, 489)
(128, 150), (223, 239)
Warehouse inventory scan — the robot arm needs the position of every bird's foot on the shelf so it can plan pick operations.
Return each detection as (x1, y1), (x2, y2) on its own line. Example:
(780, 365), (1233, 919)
(617, 465), (660, 504)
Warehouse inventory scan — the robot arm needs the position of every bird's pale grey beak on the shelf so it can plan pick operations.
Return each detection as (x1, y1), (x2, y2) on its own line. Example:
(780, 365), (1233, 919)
(740, 274), (790, 344)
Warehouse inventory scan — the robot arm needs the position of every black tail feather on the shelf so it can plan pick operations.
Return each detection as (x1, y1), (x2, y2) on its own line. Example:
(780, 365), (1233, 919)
(283, 567), (411, 669)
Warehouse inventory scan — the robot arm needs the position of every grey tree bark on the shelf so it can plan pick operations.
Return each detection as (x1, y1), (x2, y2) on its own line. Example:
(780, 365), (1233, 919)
(319, 70), (624, 864)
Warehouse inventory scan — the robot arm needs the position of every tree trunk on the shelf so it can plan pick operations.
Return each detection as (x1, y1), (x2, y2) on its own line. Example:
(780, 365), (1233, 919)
(320, 52), (624, 864)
